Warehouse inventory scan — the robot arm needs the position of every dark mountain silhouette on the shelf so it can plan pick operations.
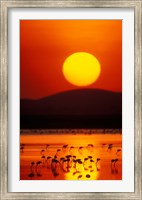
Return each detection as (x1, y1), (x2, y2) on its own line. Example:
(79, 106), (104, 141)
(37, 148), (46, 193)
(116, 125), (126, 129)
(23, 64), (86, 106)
(20, 89), (122, 129)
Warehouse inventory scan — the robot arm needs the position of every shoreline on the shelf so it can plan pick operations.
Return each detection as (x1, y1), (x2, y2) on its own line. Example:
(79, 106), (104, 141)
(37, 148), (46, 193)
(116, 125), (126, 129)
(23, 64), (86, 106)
(20, 129), (122, 135)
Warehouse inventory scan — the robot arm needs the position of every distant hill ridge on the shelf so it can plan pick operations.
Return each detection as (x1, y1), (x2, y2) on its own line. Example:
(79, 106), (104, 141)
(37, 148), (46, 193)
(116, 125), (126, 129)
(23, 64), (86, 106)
(21, 89), (122, 116)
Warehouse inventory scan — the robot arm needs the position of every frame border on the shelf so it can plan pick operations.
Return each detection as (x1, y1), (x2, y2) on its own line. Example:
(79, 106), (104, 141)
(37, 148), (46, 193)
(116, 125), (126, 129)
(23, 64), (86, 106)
(0, 0), (141, 199)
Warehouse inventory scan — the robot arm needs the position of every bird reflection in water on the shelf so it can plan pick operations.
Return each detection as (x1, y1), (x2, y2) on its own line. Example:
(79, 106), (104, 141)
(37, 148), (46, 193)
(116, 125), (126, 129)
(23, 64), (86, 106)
(24, 141), (121, 180)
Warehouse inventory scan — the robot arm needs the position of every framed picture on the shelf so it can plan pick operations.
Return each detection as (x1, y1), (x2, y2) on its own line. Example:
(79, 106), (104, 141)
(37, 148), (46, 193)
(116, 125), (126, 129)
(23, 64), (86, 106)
(0, 0), (141, 199)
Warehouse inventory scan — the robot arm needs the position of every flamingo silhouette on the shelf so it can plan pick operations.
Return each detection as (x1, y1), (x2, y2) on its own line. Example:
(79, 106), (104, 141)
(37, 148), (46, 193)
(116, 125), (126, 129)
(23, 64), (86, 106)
(20, 144), (25, 153)
(86, 174), (91, 178)
(28, 161), (35, 178)
(57, 149), (61, 152)
(60, 157), (65, 169)
(31, 161), (35, 168)
(116, 149), (122, 155)
(77, 174), (82, 180)
(46, 144), (50, 151)
(111, 158), (118, 174)
(72, 159), (77, 170)
(72, 159), (82, 175)
(62, 145), (68, 151)
(90, 159), (94, 167)
(78, 146), (83, 154)
(62, 159), (69, 172)
(41, 155), (46, 167)
(75, 159), (83, 173)
(107, 144), (113, 152)
(88, 156), (93, 160)
(88, 144), (94, 147)
(96, 158), (101, 171)
(65, 155), (72, 168)
(87, 144), (94, 153)
(51, 159), (60, 177)
(35, 161), (42, 176)
(69, 146), (74, 154)
(83, 158), (89, 170)
(114, 158), (119, 167)
(87, 157), (94, 169)
(111, 159), (115, 166)
(102, 144), (106, 148)
(51, 158), (57, 169)
(46, 156), (52, 168)
(45, 144), (50, 151)
(40, 149), (45, 155)
(55, 149), (61, 159)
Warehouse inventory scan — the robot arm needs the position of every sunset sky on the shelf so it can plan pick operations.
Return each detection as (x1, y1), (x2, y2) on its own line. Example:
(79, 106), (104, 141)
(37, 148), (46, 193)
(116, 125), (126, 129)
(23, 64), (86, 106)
(20, 20), (122, 99)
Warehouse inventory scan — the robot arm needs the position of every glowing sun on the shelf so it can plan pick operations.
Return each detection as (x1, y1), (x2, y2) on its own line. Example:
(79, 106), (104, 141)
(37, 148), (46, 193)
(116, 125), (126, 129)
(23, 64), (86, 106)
(63, 52), (101, 86)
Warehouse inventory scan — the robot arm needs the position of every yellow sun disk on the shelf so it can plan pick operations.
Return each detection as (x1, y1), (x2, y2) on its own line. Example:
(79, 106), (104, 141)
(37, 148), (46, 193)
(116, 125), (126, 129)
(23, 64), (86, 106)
(63, 52), (101, 86)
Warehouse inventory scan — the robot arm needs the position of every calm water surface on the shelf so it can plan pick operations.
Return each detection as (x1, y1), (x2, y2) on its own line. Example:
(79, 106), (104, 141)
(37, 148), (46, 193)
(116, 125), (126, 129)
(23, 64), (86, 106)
(20, 130), (122, 180)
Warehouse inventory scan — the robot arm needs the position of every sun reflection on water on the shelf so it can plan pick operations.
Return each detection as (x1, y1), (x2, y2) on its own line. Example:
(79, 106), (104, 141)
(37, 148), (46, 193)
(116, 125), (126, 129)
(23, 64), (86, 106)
(20, 132), (122, 180)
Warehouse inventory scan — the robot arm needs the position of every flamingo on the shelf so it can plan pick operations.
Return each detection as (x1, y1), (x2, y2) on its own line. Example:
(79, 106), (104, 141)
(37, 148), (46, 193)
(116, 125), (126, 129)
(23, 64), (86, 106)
(88, 156), (93, 160)
(77, 175), (82, 180)
(55, 149), (61, 159)
(78, 146), (83, 154)
(41, 155), (46, 167)
(111, 159), (115, 167)
(86, 174), (91, 178)
(111, 158), (118, 174)
(46, 156), (52, 168)
(72, 159), (77, 169)
(87, 144), (94, 149)
(46, 144), (50, 151)
(90, 159), (94, 164)
(62, 145), (68, 150)
(107, 144), (113, 152)
(40, 149), (45, 155)
(96, 158), (101, 171)
(20, 144), (25, 153)
(70, 146), (74, 149)
(69, 146), (74, 156)
(35, 161), (42, 176)
(76, 159), (83, 172)
(102, 144), (106, 148)
(28, 161), (35, 178)
(20, 146), (24, 153)
(114, 158), (119, 168)
(87, 144), (94, 153)
(65, 155), (72, 168)
(83, 158), (89, 170)
(116, 149), (122, 155)
(62, 159), (68, 172)
(51, 159), (60, 177)
(60, 157), (65, 169)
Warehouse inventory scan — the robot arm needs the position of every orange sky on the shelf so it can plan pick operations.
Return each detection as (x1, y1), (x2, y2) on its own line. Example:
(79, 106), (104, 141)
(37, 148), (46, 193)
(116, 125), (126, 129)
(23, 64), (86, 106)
(20, 20), (122, 99)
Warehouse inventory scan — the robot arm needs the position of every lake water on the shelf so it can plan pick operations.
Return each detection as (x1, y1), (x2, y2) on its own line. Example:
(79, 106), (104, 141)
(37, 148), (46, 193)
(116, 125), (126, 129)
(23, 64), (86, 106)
(20, 130), (122, 180)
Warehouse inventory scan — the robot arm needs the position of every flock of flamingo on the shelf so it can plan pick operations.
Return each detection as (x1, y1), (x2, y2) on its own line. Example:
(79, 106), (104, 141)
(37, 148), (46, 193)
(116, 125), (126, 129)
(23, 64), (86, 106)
(20, 142), (122, 180)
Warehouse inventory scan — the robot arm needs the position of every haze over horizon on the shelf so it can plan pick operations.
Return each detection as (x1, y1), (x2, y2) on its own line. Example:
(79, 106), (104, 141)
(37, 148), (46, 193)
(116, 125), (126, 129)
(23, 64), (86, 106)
(20, 88), (122, 100)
